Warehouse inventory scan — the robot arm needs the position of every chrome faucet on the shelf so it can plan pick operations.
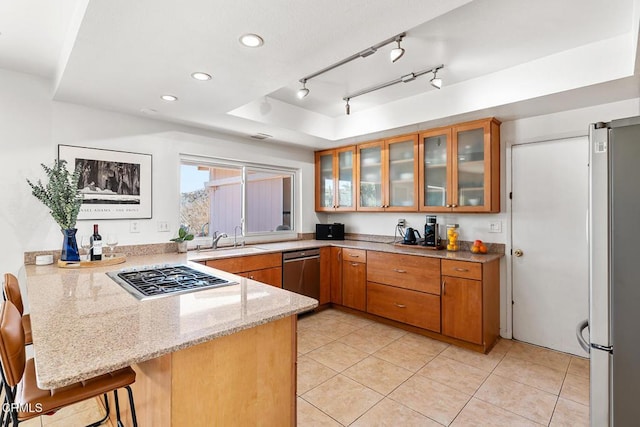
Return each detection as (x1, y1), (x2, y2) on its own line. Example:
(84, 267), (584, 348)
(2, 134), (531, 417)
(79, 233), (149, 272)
(212, 231), (228, 249)
(233, 225), (244, 248)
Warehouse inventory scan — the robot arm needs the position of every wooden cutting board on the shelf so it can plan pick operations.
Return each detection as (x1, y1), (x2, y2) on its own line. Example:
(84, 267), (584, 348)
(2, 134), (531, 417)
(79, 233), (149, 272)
(57, 253), (126, 268)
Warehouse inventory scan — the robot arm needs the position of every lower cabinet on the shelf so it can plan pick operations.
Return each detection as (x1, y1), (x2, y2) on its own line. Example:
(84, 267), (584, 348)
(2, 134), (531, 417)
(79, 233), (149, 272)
(441, 276), (482, 343)
(239, 267), (282, 288)
(367, 282), (440, 332)
(204, 253), (282, 288)
(329, 247), (343, 304)
(342, 248), (367, 311)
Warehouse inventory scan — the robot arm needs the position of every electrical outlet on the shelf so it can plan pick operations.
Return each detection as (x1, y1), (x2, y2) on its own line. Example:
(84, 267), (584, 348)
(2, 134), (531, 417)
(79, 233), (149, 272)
(397, 218), (406, 227)
(158, 221), (170, 232)
(130, 220), (140, 233)
(489, 221), (502, 233)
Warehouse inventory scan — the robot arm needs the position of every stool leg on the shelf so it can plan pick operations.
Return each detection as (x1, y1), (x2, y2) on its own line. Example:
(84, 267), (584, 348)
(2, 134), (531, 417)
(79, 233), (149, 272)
(125, 385), (138, 427)
(114, 389), (123, 427)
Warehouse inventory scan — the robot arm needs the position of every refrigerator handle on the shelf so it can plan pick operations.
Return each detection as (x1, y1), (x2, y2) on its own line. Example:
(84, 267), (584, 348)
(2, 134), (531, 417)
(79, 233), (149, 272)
(576, 319), (590, 353)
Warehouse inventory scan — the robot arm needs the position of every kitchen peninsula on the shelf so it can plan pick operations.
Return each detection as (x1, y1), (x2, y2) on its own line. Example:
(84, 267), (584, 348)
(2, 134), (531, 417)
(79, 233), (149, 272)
(25, 253), (317, 426)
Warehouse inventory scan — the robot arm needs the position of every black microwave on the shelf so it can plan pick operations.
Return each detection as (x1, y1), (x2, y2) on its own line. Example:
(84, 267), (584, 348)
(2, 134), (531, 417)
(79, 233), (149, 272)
(316, 223), (345, 240)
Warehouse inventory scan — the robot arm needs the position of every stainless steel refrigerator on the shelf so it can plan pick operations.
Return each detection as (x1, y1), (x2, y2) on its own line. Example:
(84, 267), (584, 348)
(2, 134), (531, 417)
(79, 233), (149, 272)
(576, 116), (640, 426)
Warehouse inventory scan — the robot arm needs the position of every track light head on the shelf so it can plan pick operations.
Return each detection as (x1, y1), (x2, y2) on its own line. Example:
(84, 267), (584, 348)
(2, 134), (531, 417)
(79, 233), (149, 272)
(297, 81), (309, 99)
(390, 37), (405, 63)
(430, 69), (442, 89)
(345, 98), (351, 115)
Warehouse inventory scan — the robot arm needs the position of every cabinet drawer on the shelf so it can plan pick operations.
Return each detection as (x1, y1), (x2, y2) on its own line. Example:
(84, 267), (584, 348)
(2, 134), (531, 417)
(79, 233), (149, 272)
(205, 253), (281, 274)
(367, 251), (440, 294)
(342, 248), (366, 263)
(441, 260), (482, 280)
(367, 282), (440, 332)
(240, 267), (283, 288)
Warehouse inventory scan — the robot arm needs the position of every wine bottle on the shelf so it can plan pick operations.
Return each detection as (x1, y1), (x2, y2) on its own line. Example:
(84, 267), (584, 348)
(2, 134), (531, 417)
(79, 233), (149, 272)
(90, 224), (103, 261)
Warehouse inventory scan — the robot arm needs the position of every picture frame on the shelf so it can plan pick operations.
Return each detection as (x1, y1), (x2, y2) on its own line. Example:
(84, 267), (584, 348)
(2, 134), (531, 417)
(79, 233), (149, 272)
(58, 145), (152, 220)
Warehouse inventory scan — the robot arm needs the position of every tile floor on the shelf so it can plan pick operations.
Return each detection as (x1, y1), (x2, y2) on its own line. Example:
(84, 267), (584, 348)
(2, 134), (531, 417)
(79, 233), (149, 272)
(2, 308), (590, 426)
(297, 308), (590, 426)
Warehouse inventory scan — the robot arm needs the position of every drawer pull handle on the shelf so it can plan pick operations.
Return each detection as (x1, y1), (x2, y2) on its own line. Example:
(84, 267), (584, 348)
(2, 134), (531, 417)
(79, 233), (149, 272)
(393, 269), (407, 273)
(349, 254), (360, 258)
(454, 268), (469, 272)
(394, 303), (407, 308)
(351, 263), (359, 267)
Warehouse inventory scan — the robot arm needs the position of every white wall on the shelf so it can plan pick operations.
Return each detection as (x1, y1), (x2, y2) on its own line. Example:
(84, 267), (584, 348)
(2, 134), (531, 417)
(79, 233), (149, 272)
(0, 69), (320, 278)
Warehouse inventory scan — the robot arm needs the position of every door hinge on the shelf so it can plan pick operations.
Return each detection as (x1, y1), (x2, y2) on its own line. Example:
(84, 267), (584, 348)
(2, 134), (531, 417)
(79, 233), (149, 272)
(510, 248), (512, 255)
(509, 192), (512, 199)
(512, 300), (515, 305)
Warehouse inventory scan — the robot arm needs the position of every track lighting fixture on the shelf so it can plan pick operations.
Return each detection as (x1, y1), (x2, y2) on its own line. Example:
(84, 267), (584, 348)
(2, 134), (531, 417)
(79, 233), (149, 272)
(390, 36), (405, 63)
(297, 80), (309, 99)
(343, 65), (444, 115)
(430, 69), (442, 89)
(295, 31), (406, 100)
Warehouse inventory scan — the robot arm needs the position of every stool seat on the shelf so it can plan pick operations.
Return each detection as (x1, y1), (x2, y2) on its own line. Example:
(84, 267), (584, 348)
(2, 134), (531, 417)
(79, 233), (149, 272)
(16, 359), (136, 421)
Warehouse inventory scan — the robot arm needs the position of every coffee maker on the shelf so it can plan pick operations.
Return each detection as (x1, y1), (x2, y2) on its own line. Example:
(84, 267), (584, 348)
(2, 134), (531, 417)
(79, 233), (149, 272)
(423, 215), (440, 248)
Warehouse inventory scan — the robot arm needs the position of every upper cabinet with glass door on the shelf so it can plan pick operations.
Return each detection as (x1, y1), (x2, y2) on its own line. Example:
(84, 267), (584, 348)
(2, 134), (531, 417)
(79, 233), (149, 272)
(314, 147), (356, 211)
(419, 118), (500, 213)
(356, 134), (418, 211)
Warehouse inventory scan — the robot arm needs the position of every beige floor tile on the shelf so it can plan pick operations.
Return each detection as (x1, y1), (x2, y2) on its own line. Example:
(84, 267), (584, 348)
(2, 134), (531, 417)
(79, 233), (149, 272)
(343, 356), (413, 395)
(418, 355), (490, 395)
(352, 398), (442, 427)
(359, 322), (407, 340)
(306, 319), (364, 340)
(340, 314), (375, 329)
(338, 327), (400, 354)
(395, 332), (449, 354)
(560, 373), (589, 406)
(298, 329), (336, 354)
(568, 356), (590, 379)
(302, 375), (383, 425)
(507, 341), (571, 372)
(475, 374), (557, 425)
(451, 397), (540, 427)
(389, 374), (471, 425)
(491, 338), (514, 355)
(373, 342), (436, 372)
(550, 397), (590, 427)
(298, 355), (338, 395)
(493, 354), (566, 395)
(307, 341), (369, 372)
(439, 344), (505, 372)
(297, 397), (341, 427)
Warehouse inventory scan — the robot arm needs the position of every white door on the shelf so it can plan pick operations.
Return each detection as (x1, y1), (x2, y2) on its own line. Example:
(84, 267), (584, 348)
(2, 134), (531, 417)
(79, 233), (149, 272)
(511, 137), (589, 356)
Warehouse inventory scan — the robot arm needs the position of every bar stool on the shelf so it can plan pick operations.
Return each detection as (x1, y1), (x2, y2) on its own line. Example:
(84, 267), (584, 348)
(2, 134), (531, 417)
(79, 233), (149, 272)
(0, 301), (138, 426)
(2, 274), (31, 346)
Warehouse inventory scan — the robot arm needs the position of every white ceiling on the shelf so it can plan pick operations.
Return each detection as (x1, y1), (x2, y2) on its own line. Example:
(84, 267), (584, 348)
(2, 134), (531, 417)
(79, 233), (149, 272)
(1, 0), (639, 148)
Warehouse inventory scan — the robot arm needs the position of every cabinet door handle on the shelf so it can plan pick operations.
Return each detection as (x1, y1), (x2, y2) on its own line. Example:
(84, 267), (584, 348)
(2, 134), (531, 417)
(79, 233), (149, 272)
(348, 254), (360, 258)
(452, 204), (458, 208)
(249, 275), (254, 279)
(351, 263), (359, 267)
(454, 268), (469, 272)
(393, 269), (407, 273)
(442, 279), (446, 294)
(337, 250), (342, 261)
(394, 303), (407, 308)
(446, 204), (452, 208)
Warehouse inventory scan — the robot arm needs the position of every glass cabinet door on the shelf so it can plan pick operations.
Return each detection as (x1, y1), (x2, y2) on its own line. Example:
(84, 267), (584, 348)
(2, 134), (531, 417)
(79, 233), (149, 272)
(337, 148), (354, 209)
(358, 144), (383, 209)
(318, 152), (335, 209)
(455, 128), (485, 207)
(420, 129), (451, 210)
(387, 135), (418, 209)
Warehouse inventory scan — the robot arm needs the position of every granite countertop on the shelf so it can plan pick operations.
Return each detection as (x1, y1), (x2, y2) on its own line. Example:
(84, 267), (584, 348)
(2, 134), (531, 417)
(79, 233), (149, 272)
(25, 253), (317, 389)
(188, 239), (503, 263)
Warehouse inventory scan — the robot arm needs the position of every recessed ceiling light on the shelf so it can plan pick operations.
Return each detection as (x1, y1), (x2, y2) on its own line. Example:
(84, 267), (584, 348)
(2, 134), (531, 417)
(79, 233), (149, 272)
(191, 72), (212, 81)
(239, 33), (264, 48)
(161, 95), (178, 102)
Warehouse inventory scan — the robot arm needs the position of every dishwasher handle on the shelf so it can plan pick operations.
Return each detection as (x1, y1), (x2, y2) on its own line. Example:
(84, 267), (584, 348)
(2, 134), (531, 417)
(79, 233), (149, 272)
(283, 255), (320, 263)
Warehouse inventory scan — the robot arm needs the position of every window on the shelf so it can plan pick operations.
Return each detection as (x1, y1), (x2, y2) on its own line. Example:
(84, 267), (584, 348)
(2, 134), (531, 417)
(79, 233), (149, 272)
(180, 156), (295, 242)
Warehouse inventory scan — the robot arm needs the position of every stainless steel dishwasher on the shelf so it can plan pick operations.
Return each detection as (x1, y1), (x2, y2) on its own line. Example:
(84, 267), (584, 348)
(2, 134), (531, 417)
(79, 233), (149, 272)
(282, 248), (320, 300)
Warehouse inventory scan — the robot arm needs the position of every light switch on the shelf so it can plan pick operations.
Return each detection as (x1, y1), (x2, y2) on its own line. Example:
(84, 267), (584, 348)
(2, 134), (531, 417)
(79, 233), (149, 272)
(130, 221), (140, 233)
(489, 221), (502, 233)
(158, 221), (170, 232)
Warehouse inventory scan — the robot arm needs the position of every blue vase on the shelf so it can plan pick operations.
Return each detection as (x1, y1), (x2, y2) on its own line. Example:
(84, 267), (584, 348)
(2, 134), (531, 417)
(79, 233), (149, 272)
(61, 228), (80, 262)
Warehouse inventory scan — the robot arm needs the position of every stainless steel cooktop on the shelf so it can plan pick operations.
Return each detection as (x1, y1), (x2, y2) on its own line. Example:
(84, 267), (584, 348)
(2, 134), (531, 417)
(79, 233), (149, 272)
(107, 264), (237, 300)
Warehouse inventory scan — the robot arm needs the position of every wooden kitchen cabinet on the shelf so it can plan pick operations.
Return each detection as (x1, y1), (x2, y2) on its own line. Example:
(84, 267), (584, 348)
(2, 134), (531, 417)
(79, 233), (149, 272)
(441, 259), (500, 348)
(356, 133), (419, 211)
(419, 117), (500, 213)
(239, 267), (282, 288)
(329, 247), (343, 304)
(205, 253), (282, 287)
(367, 251), (440, 295)
(341, 248), (366, 311)
(315, 146), (356, 211)
(367, 282), (440, 332)
(319, 247), (331, 304)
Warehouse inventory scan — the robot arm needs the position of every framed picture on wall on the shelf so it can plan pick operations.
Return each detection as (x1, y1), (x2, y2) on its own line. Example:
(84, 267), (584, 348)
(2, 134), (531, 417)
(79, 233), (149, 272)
(58, 145), (152, 220)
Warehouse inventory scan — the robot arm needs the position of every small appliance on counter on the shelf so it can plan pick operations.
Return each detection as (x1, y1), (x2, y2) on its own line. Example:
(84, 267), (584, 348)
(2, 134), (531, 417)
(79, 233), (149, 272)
(402, 227), (421, 245)
(422, 215), (441, 249)
(315, 223), (345, 240)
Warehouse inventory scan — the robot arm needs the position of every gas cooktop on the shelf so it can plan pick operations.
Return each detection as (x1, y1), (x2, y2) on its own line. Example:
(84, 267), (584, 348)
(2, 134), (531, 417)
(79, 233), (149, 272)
(107, 264), (237, 300)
